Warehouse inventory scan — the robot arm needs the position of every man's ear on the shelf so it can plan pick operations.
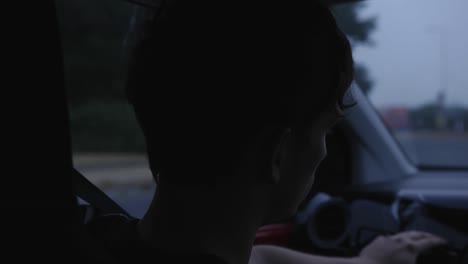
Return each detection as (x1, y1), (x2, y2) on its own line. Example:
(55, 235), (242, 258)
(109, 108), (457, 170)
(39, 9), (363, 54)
(271, 128), (292, 184)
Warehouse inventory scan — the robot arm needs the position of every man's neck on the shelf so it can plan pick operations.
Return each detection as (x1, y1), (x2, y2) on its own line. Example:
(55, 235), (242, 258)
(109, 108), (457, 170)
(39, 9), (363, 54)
(137, 185), (267, 264)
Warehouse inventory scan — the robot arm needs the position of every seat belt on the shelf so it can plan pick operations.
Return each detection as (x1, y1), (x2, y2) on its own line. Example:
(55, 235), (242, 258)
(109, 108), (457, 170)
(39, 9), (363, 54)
(73, 168), (129, 216)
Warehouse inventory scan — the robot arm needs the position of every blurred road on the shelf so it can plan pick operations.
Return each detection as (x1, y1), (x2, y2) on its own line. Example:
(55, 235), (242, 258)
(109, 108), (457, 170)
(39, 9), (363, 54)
(74, 154), (154, 218)
(395, 132), (468, 168)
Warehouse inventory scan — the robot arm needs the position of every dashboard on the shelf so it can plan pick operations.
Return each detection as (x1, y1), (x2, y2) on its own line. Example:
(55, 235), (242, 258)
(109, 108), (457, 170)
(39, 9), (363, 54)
(292, 174), (468, 264)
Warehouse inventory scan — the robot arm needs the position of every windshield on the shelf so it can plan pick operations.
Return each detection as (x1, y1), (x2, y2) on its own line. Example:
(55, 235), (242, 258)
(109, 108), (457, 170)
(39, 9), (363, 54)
(333, 0), (468, 169)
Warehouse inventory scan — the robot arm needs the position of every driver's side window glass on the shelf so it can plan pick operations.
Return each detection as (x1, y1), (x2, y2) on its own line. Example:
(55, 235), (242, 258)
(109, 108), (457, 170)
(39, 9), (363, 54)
(56, 0), (154, 218)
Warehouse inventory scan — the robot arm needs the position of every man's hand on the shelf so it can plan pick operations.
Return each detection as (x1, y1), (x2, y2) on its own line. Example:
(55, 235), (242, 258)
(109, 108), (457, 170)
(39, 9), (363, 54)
(359, 231), (447, 264)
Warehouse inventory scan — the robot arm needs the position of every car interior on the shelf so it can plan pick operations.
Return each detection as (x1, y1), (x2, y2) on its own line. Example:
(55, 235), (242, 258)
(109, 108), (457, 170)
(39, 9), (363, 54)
(8, 0), (467, 263)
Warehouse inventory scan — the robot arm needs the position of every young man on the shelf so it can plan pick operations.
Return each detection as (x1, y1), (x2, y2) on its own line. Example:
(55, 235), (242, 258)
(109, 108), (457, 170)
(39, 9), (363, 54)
(110, 1), (445, 264)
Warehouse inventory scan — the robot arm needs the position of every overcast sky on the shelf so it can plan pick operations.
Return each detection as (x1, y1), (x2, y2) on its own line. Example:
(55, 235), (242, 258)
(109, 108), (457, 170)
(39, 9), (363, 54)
(352, 0), (468, 108)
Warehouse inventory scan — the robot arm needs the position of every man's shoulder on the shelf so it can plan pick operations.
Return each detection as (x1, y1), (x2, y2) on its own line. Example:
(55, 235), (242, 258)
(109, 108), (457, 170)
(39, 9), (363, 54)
(85, 214), (228, 264)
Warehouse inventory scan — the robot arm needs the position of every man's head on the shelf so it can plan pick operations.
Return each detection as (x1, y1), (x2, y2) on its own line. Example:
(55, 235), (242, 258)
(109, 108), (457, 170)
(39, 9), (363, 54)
(127, 1), (353, 220)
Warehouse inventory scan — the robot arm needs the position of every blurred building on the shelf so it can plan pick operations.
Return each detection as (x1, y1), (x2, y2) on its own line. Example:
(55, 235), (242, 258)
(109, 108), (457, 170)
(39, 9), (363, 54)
(379, 107), (410, 131)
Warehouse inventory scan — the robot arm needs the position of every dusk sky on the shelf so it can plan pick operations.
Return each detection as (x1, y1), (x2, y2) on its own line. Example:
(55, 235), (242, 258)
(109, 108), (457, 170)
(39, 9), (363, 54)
(351, 0), (468, 108)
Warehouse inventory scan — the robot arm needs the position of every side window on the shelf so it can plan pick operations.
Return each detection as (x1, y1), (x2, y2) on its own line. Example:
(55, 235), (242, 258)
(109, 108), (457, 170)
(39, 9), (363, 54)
(56, 0), (154, 218)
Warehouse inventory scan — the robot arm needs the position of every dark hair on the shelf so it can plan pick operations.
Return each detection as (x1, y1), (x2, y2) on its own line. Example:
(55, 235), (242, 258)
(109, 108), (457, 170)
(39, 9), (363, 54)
(126, 1), (354, 184)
